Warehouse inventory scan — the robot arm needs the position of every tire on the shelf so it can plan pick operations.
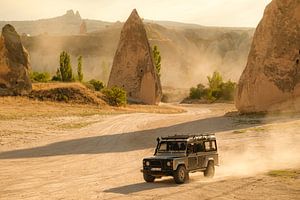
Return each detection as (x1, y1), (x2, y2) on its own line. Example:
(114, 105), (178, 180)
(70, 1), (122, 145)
(173, 165), (187, 184)
(204, 161), (215, 178)
(143, 173), (155, 183)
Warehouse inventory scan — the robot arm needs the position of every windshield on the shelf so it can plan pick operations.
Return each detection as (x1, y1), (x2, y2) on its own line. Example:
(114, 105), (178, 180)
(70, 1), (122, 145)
(157, 141), (187, 152)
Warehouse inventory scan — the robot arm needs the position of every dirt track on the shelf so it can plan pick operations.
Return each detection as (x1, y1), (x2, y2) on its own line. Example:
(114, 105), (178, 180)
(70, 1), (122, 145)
(0, 104), (299, 200)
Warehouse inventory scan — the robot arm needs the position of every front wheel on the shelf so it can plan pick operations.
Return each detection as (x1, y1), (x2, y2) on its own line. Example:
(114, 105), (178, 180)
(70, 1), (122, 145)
(173, 165), (188, 184)
(204, 161), (215, 178)
(143, 173), (155, 182)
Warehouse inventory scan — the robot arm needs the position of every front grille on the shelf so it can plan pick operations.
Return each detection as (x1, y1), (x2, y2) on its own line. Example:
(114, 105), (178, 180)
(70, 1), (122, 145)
(150, 160), (162, 167)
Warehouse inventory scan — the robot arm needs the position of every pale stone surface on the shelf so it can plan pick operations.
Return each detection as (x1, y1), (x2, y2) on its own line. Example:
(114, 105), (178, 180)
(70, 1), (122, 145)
(0, 24), (32, 95)
(108, 9), (162, 105)
(236, 0), (300, 113)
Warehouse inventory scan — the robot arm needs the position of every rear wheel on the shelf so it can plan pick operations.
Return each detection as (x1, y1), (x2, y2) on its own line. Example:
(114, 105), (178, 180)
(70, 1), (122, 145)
(174, 165), (187, 184)
(143, 173), (155, 182)
(204, 161), (215, 178)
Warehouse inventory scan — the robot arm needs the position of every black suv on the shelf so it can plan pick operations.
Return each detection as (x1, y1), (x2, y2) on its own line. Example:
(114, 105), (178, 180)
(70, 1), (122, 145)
(141, 134), (219, 184)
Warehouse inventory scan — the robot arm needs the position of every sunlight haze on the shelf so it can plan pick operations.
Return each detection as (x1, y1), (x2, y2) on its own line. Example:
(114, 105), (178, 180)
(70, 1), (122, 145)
(0, 0), (272, 27)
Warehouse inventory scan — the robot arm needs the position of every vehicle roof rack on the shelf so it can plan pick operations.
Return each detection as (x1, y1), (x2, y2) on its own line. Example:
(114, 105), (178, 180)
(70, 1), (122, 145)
(161, 133), (215, 141)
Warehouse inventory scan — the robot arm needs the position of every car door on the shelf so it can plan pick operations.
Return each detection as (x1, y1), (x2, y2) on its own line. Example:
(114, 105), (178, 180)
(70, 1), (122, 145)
(196, 142), (206, 169)
(187, 143), (198, 170)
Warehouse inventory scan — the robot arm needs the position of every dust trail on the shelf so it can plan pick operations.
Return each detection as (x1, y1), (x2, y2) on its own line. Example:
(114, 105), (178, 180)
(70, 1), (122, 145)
(217, 122), (300, 178)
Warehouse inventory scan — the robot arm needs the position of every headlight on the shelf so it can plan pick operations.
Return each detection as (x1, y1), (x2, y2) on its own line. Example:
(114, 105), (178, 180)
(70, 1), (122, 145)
(167, 161), (171, 166)
(146, 161), (150, 166)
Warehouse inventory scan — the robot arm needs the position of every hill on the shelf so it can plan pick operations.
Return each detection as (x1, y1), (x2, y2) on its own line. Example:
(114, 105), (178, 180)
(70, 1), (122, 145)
(0, 10), (255, 88)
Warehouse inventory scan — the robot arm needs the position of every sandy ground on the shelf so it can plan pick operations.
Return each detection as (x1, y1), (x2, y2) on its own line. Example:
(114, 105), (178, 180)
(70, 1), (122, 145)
(0, 103), (299, 200)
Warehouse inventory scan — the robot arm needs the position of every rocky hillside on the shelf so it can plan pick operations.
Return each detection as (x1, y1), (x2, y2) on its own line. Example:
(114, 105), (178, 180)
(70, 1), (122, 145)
(1, 10), (254, 88)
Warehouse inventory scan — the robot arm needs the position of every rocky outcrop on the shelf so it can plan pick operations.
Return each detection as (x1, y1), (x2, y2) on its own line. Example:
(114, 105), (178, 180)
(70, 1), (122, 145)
(108, 9), (162, 105)
(79, 21), (87, 34)
(235, 0), (300, 113)
(0, 24), (32, 95)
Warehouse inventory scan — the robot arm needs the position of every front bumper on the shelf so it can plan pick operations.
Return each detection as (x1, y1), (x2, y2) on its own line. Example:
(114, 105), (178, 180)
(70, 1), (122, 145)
(141, 168), (174, 176)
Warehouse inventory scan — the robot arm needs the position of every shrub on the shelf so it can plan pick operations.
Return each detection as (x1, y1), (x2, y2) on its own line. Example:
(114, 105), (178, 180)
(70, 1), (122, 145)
(189, 83), (205, 99)
(102, 87), (127, 106)
(188, 71), (236, 102)
(30, 71), (51, 82)
(52, 68), (62, 81)
(220, 80), (236, 100)
(88, 79), (104, 91)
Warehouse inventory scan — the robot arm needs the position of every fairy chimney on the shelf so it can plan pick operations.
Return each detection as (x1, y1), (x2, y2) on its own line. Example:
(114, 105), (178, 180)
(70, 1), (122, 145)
(107, 9), (162, 105)
(236, 0), (300, 113)
(0, 24), (32, 95)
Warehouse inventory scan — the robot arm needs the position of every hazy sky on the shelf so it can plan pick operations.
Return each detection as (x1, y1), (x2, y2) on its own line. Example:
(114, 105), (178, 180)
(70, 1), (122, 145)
(0, 0), (272, 27)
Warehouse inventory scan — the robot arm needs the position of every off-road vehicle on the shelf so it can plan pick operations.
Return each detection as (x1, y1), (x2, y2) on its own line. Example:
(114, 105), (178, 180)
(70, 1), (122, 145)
(141, 134), (219, 184)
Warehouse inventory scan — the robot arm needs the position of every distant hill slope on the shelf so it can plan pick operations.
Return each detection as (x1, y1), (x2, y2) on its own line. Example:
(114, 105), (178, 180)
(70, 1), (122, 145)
(0, 10), (111, 36)
(0, 10), (254, 88)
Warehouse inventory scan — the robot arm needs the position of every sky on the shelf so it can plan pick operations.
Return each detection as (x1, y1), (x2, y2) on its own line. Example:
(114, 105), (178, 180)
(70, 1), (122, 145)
(0, 0), (272, 27)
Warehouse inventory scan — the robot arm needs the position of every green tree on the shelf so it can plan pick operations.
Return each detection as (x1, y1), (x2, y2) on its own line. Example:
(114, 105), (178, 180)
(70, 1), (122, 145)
(152, 45), (161, 77)
(59, 51), (73, 82)
(207, 71), (223, 91)
(77, 56), (83, 82)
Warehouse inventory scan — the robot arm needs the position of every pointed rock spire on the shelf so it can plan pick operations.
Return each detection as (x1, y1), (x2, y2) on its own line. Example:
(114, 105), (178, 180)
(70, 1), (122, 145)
(235, 0), (300, 113)
(0, 24), (32, 95)
(108, 9), (162, 105)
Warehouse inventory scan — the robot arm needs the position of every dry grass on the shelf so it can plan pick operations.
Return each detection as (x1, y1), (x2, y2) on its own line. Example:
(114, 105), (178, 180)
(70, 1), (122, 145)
(267, 169), (300, 179)
(0, 96), (184, 120)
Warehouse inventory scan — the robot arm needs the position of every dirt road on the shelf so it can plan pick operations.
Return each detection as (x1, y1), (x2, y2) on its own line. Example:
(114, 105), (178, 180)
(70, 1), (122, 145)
(0, 104), (299, 200)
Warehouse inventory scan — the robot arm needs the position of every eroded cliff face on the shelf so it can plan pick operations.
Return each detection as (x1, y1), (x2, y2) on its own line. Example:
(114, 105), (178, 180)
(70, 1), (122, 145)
(108, 9), (162, 105)
(0, 24), (32, 95)
(236, 0), (300, 113)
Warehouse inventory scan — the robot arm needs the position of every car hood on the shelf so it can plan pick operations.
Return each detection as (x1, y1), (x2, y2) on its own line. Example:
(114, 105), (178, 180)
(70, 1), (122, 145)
(144, 155), (181, 160)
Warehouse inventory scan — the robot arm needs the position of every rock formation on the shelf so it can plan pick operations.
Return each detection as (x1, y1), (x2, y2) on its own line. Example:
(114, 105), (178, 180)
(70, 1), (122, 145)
(79, 21), (87, 35)
(108, 9), (162, 104)
(0, 24), (32, 95)
(235, 0), (300, 113)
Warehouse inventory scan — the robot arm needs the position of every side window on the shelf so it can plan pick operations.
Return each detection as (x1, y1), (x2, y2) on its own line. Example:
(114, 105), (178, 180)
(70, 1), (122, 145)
(204, 141), (217, 151)
(204, 142), (211, 151)
(211, 141), (217, 151)
(187, 143), (196, 154)
(195, 142), (205, 152)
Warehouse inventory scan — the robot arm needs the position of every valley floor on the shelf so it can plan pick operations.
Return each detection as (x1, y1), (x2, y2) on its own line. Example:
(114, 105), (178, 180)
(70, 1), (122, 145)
(0, 102), (299, 200)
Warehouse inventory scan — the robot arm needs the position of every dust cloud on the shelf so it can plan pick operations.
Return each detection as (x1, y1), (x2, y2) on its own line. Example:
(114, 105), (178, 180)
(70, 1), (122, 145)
(217, 124), (300, 178)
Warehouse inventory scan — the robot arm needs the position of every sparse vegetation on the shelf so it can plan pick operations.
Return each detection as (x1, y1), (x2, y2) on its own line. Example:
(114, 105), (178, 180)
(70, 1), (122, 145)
(52, 68), (62, 81)
(268, 169), (300, 179)
(30, 71), (51, 82)
(152, 45), (161, 77)
(188, 71), (237, 102)
(102, 87), (127, 106)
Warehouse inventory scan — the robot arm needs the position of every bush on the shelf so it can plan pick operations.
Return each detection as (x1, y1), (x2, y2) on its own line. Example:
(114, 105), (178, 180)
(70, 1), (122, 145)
(220, 80), (236, 100)
(88, 79), (104, 91)
(189, 83), (205, 99)
(30, 71), (51, 82)
(188, 71), (236, 102)
(102, 87), (127, 106)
